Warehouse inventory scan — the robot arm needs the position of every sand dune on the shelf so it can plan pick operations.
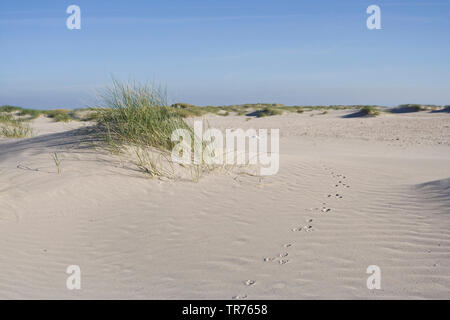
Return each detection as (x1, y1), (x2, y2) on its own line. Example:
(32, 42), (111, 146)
(0, 110), (449, 299)
(416, 178), (450, 203)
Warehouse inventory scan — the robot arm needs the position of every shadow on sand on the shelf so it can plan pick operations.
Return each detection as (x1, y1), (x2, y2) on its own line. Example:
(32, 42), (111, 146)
(245, 110), (263, 117)
(431, 106), (450, 113)
(389, 106), (425, 114)
(0, 125), (164, 179)
(415, 178), (450, 206)
(341, 110), (371, 118)
(0, 125), (103, 162)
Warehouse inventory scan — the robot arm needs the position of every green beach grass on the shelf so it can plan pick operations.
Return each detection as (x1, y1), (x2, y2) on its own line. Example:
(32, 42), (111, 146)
(0, 111), (33, 138)
(94, 80), (206, 179)
(96, 80), (193, 152)
(360, 106), (381, 116)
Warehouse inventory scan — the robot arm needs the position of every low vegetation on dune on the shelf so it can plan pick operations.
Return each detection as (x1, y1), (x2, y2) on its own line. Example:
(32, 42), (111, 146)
(1, 96), (447, 142)
(44, 109), (73, 122)
(360, 106), (381, 116)
(0, 105), (101, 123)
(166, 104), (393, 118)
(255, 106), (283, 117)
(97, 80), (193, 152)
(170, 103), (284, 118)
(171, 103), (209, 118)
(0, 105), (43, 120)
(2, 102), (448, 127)
(95, 80), (207, 179)
(0, 111), (33, 138)
(0, 104), (105, 138)
(437, 105), (450, 113)
(340, 106), (383, 118)
(389, 104), (442, 113)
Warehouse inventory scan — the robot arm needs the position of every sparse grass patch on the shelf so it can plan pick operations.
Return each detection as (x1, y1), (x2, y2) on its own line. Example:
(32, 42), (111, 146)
(222, 105), (249, 115)
(17, 108), (42, 120)
(71, 108), (104, 121)
(133, 146), (177, 178)
(161, 104), (372, 117)
(392, 104), (425, 113)
(256, 107), (283, 118)
(360, 106), (381, 116)
(0, 124), (32, 138)
(51, 152), (61, 174)
(1, 105), (80, 122)
(0, 105), (43, 120)
(0, 111), (33, 138)
(170, 103), (208, 118)
(174, 107), (206, 118)
(0, 105), (23, 113)
(43, 109), (73, 122)
(389, 104), (442, 113)
(0, 113), (14, 123)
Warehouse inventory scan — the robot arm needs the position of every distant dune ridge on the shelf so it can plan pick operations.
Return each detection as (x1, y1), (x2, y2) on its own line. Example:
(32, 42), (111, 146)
(0, 105), (449, 299)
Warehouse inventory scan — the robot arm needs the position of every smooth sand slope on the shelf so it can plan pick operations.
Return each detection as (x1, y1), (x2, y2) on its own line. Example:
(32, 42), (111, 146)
(0, 110), (449, 299)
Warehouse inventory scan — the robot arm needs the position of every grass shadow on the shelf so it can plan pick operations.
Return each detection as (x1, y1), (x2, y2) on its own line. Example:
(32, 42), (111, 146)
(341, 110), (369, 118)
(389, 104), (442, 113)
(0, 125), (103, 162)
(431, 106), (450, 113)
(342, 106), (380, 118)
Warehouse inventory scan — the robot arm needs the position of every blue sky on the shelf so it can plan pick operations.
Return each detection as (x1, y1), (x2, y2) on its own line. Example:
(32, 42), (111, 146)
(0, 0), (449, 109)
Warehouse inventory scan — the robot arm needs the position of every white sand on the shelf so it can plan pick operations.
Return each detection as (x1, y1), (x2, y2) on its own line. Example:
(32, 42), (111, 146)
(0, 110), (449, 299)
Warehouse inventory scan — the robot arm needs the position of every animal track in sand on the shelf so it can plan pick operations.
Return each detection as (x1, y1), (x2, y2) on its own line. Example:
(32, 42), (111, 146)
(244, 280), (255, 286)
(259, 165), (348, 291)
(291, 222), (315, 232)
